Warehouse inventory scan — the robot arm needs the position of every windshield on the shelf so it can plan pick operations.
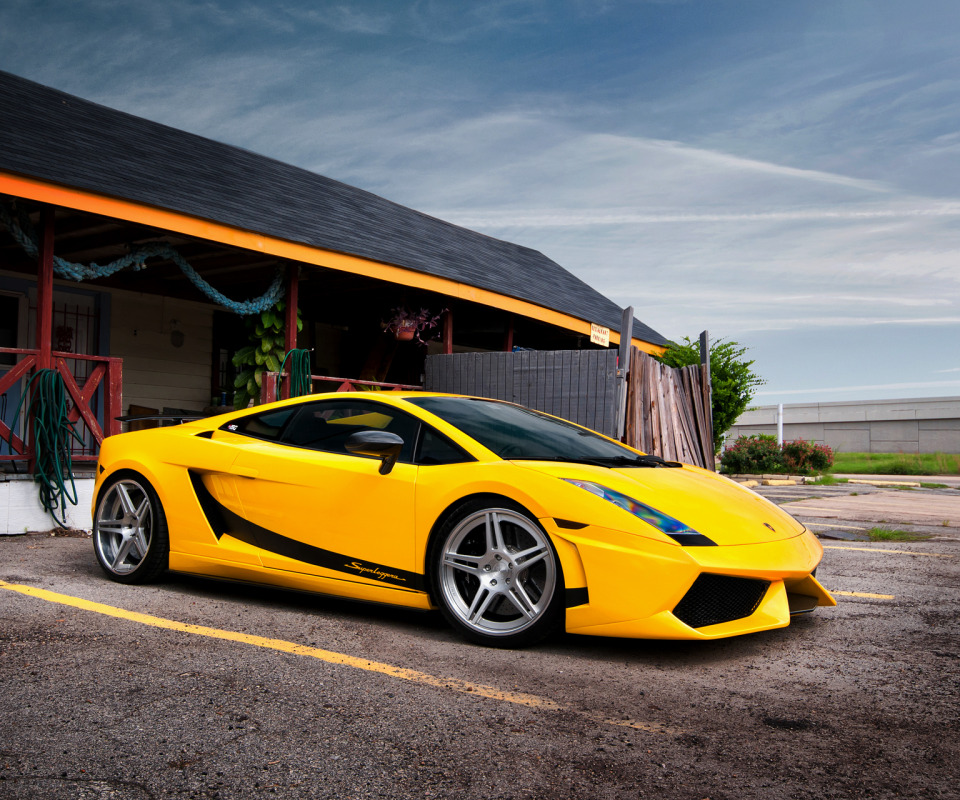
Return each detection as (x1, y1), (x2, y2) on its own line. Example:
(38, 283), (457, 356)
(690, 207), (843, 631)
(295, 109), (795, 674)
(406, 396), (642, 463)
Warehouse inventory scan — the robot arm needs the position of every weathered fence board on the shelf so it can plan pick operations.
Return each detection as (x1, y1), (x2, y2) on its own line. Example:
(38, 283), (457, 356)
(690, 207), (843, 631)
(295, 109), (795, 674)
(623, 349), (714, 469)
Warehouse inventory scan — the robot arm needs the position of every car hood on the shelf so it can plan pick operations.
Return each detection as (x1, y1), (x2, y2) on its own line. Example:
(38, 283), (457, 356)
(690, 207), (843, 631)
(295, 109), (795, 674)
(513, 461), (806, 545)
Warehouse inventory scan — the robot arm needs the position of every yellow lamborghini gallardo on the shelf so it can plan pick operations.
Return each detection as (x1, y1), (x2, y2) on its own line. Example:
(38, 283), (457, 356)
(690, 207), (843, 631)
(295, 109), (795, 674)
(92, 392), (834, 647)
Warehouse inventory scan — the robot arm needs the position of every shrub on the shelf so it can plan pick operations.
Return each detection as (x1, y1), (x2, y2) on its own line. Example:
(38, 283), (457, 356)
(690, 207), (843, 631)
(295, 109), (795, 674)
(720, 435), (785, 474)
(720, 436), (832, 475)
(782, 440), (834, 473)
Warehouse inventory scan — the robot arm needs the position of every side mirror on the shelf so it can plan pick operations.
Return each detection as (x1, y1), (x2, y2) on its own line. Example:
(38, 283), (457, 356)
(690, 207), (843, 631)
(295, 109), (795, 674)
(344, 430), (404, 475)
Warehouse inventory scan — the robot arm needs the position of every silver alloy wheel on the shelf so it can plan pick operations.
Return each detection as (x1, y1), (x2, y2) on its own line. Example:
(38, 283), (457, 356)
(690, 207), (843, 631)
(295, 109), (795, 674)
(94, 479), (154, 575)
(438, 508), (557, 637)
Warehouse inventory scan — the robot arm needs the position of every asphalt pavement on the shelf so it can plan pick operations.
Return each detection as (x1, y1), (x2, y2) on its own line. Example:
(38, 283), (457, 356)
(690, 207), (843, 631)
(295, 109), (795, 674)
(749, 475), (960, 541)
(0, 472), (958, 798)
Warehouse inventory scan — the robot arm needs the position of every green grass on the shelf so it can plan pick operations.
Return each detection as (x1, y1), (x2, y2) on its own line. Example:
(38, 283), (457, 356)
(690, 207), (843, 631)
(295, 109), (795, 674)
(866, 527), (932, 543)
(830, 451), (960, 476)
(811, 475), (847, 486)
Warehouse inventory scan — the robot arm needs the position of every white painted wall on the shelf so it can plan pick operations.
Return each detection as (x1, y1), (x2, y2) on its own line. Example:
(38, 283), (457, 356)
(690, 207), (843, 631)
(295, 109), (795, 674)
(108, 289), (214, 414)
(0, 477), (94, 534)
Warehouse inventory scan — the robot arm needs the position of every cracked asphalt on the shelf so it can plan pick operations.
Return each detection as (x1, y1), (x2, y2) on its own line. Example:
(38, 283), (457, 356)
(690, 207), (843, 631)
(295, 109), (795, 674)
(0, 480), (957, 800)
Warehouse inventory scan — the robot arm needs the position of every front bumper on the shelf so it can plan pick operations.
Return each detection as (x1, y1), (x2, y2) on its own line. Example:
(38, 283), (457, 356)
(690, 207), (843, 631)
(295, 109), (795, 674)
(545, 521), (834, 640)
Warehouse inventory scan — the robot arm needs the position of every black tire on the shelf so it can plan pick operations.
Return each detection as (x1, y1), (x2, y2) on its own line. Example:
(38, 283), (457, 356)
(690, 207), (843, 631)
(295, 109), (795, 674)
(430, 497), (565, 647)
(93, 472), (169, 584)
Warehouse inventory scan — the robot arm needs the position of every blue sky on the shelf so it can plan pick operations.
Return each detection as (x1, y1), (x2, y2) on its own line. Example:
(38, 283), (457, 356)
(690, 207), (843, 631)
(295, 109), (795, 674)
(2, 0), (959, 406)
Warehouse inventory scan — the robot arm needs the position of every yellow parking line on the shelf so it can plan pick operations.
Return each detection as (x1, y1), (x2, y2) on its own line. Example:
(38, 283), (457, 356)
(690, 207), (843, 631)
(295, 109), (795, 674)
(0, 580), (675, 735)
(830, 590), (895, 600)
(823, 545), (953, 558)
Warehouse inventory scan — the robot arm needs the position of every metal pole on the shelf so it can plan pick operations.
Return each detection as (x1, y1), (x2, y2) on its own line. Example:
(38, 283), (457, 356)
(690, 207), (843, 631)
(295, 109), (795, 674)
(777, 403), (784, 446)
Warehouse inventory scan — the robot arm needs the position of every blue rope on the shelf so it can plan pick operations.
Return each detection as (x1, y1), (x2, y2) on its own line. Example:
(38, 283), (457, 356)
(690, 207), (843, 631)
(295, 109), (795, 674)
(0, 202), (285, 315)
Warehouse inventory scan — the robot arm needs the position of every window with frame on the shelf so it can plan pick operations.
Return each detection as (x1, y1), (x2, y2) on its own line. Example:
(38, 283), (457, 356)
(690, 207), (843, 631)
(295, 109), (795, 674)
(279, 399), (421, 463)
(222, 398), (474, 466)
(221, 406), (298, 442)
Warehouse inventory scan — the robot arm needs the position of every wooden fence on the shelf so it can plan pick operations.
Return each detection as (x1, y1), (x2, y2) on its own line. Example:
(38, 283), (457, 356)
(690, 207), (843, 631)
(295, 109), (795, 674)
(425, 350), (620, 438)
(623, 348), (714, 469)
(425, 348), (714, 468)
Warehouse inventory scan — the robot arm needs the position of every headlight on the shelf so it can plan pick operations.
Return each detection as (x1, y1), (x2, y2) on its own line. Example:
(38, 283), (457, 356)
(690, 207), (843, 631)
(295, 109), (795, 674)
(562, 479), (716, 546)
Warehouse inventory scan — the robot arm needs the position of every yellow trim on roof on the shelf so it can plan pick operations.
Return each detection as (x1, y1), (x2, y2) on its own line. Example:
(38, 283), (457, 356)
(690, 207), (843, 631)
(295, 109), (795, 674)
(0, 171), (664, 354)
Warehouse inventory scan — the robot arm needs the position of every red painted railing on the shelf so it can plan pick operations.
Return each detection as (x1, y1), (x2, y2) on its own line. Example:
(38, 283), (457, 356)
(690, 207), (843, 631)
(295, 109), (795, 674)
(0, 347), (122, 464)
(259, 373), (422, 405)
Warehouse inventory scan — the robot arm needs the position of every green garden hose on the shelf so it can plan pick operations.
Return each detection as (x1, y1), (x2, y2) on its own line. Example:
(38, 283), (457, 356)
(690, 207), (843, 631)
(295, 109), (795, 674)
(4, 369), (82, 526)
(277, 348), (312, 401)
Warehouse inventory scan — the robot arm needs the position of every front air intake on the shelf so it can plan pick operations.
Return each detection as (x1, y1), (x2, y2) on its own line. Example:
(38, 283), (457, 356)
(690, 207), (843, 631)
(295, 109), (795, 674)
(672, 574), (771, 629)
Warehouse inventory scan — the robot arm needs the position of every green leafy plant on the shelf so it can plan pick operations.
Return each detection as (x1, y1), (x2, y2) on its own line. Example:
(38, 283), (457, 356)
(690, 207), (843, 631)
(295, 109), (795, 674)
(231, 301), (302, 409)
(654, 336), (764, 453)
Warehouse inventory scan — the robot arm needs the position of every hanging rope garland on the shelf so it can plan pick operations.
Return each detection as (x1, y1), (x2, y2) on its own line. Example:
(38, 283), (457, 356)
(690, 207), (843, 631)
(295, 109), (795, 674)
(0, 201), (285, 315)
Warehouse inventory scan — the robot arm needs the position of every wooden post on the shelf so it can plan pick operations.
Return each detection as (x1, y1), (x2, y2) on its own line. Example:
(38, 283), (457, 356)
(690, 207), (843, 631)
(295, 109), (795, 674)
(284, 265), (298, 354)
(36, 209), (55, 370)
(106, 357), (123, 437)
(616, 306), (634, 441)
(699, 330), (714, 469)
(503, 313), (514, 352)
(280, 266), (299, 401)
(442, 309), (453, 355)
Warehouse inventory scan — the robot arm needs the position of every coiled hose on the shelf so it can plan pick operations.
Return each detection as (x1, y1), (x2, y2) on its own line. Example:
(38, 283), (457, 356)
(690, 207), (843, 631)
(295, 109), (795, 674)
(4, 369), (82, 526)
(277, 348), (312, 401)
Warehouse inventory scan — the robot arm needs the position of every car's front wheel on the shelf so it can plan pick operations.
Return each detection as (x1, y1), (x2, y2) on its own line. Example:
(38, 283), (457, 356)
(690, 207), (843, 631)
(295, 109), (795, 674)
(431, 498), (564, 647)
(93, 472), (169, 584)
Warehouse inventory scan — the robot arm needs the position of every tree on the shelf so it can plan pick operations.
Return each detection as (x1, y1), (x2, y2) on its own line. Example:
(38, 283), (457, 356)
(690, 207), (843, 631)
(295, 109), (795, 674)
(654, 336), (764, 454)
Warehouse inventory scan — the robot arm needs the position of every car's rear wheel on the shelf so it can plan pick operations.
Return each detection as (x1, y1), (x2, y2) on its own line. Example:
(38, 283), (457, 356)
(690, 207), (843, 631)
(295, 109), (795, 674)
(432, 498), (564, 647)
(93, 473), (169, 584)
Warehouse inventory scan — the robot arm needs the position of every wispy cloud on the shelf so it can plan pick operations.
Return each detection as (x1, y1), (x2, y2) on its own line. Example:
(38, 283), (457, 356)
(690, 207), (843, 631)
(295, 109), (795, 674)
(446, 203), (960, 228)
(1, 0), (958, 405)
(757, 379), (960, 397)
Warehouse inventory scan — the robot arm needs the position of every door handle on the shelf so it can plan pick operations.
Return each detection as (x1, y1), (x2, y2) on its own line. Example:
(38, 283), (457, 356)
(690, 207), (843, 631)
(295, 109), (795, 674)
(227, 465), (259, 479)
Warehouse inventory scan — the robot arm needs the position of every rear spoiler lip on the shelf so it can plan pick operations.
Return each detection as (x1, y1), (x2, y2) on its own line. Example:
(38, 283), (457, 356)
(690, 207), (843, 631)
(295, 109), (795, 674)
(115, 414), (205, 424)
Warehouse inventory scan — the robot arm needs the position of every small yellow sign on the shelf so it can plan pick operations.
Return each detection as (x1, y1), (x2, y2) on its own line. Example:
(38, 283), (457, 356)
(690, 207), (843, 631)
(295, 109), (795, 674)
(590, 323), (610, 347)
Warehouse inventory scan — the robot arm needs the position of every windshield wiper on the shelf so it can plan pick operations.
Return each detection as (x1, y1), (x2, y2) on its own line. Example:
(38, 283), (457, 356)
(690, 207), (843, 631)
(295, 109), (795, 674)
(607, 454), (683, 468)
(509, 455), (683, 468)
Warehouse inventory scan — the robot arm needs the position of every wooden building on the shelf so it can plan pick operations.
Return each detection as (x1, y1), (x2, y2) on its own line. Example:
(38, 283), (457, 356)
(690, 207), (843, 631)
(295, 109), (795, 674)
(0, 70), (667, 491)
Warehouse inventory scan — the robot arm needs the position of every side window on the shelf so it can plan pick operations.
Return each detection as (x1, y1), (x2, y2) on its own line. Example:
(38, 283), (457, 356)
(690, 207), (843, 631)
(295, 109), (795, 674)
(221, 407), (297, 442)
(280, 399), (420, 463)
(416, 427), (472, 466)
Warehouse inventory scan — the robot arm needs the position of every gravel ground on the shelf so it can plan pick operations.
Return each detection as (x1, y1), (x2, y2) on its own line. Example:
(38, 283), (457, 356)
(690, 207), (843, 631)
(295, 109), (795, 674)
(0, 512), (957, 799)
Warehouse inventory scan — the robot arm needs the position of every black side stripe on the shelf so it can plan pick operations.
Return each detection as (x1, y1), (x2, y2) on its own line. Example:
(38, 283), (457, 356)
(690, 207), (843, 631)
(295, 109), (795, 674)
(188, 471), (427, 592)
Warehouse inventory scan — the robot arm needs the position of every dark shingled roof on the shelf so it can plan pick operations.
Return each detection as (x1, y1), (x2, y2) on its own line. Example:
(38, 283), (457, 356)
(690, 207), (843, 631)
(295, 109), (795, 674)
(0, 71), (665, 345)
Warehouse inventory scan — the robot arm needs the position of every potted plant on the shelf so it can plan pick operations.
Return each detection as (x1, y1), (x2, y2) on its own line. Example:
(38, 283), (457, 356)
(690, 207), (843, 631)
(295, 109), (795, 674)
(383, 306), (445, 344)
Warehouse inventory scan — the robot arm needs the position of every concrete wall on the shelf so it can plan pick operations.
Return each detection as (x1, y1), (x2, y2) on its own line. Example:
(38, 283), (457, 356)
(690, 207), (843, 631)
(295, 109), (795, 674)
(727, 396), (960, 454)
(1, 475), (94, 534)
